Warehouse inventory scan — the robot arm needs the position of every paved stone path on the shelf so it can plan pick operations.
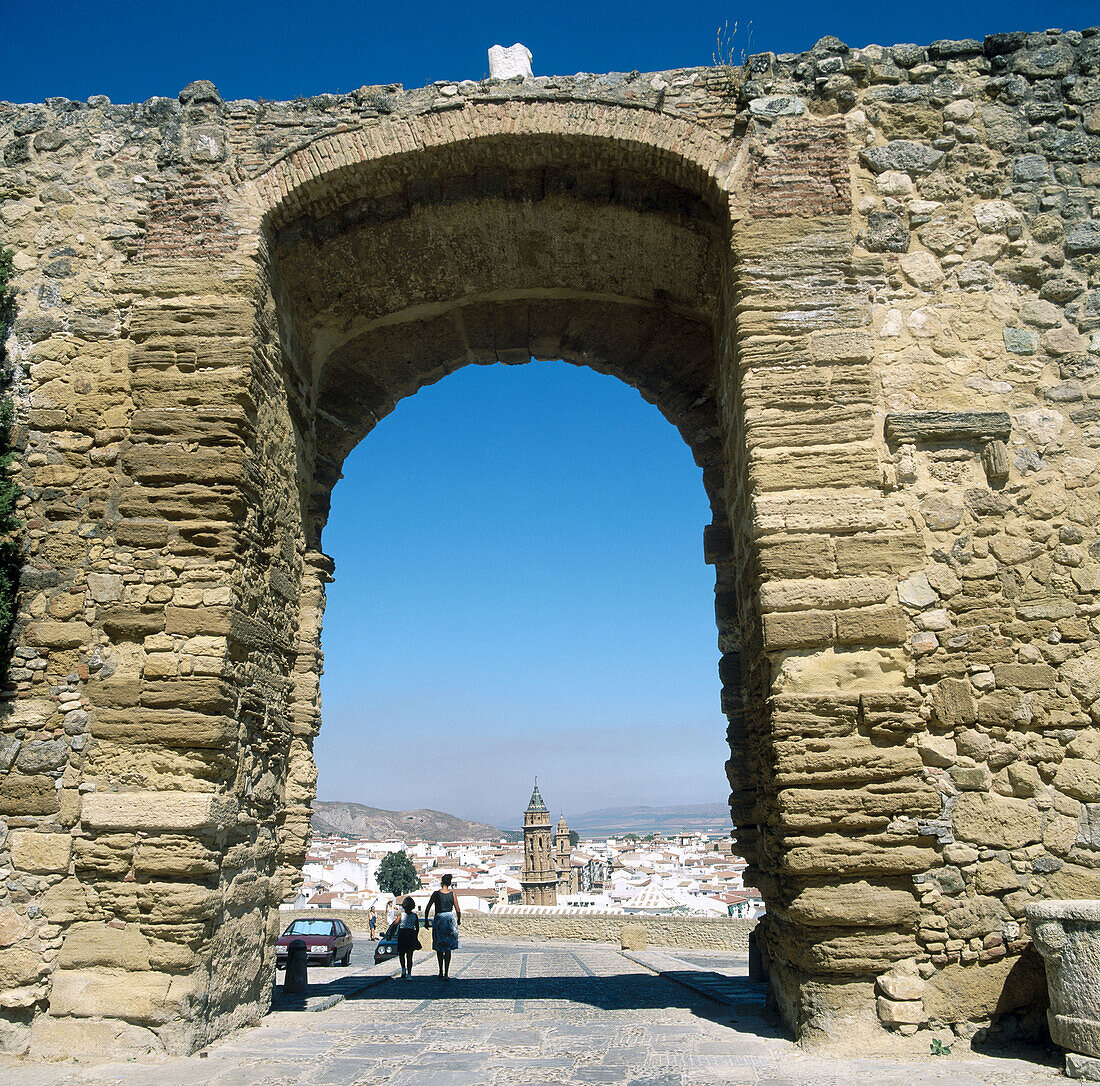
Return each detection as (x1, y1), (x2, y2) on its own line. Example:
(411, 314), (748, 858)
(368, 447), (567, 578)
(5, 940), (1065, 1085)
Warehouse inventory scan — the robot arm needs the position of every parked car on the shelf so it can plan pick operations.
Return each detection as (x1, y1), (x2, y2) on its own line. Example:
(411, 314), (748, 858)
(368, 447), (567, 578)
(374, 920), (399, 965)
(276, 918), (353, 967)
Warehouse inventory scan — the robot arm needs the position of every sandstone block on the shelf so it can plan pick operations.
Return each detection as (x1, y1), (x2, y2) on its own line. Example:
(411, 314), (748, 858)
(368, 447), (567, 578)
(25, 621), (90, 648)
(953, 791), (1042, 848)
(165, 605), (231, 636)
(620, 924), (646, 950)
(86, 573), (123, 603)
(0, 773), (59, 815)
(0, 948), (45, 989)
(932, 677), (977, 727)
(1055, 760), (1100, 803)
(39, 878), (95, 924)
(29, 1016), (162, 1060)
(49, 968), (198, 1025)
(763, 610), (834, 649)
(0, 907), (33, 948)
(994, 663), (1059, 691)
(876, 972), (925, 1001)
(786, 882), (919, 928)
(835, 606), (906, 645)
(81, 790), (237, 833)
(876, 995), (924, 1024)
(759, 576), (893, 613)
(57, 922), (152, 971)
(925, 953), (1045, 1022)
(10, 830), (72, 874)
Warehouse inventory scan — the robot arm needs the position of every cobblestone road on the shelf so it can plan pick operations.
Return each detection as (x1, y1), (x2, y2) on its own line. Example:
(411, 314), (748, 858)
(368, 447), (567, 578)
(6, 940), (1065, 1085)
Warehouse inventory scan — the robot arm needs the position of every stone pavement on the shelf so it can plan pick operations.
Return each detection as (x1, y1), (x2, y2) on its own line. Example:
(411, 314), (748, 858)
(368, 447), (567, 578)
(3, 940), (1066, 1085)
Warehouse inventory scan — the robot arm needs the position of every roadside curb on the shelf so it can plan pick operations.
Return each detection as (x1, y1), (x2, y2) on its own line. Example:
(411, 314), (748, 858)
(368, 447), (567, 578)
(621, 949), (758, 1009)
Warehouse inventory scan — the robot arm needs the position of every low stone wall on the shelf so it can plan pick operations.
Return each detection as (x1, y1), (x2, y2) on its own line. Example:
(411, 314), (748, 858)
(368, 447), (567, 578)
(281, 908), (755, 951)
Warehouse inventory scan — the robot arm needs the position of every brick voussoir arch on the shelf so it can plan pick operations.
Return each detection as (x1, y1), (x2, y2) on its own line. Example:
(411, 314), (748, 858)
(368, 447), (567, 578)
(240, 99), (736, 232)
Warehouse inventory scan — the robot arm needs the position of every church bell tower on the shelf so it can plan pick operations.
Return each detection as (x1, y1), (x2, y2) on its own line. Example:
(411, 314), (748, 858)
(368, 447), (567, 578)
(521, 779), (557, 905)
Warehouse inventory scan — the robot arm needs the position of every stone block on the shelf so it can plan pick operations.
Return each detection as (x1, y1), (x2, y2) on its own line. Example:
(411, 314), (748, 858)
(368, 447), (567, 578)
(834, 532), (924, 575)
(763, 610), (835, 649)
(993, 663), (1059, 691)
(620, 924), (646, 950)
(86, 573), (123, 603)
(48, 967), (198, 1025)
(876, 972), (925, 1001)
(953, 791), (1042, 848)
(924, 952), (1045, 1022)
(0, 773), (59, 815)
(786, 882), (919, 928)
(165, 605), (231, 636)
(835, 606), (906, 645)
(1066, 1053), (1100, 1082)
(57, 922), (152, 971)
(10, 830), (72, 874)
(759, 576), (892, 613)
(0, 948), (45, 989)
(28, 1016), (162, 1060)
(1055, 760), (1100, 803)
(25, 621), (90, 648)
(81, 790), (237, 833)
(876, 995), (924, 1024)
(932, 677), (977, 727)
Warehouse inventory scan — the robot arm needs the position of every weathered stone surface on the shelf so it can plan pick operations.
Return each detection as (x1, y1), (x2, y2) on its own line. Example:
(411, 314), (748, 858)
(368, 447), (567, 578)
(10, 831), (72, 874)
(859, 140), (944, 176)
(49, 968), (200, 1025)
(28, 1016), (162, 1060)
(81, 791), (237, 833)
(786, 882), (919, 928)
(925, 953), (1046, 1023)
(953, 792), (1043, 849)
(1029, 901), (1100, 1061)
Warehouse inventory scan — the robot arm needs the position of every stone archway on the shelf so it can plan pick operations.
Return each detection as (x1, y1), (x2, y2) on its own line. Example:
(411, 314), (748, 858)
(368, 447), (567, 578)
(3, 32), (1098, 1060)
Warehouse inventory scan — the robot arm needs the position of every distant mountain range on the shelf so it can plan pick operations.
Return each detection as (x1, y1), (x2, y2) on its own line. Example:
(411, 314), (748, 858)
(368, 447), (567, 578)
(312, 800), (516, 842)
(566, 802), (732, 836)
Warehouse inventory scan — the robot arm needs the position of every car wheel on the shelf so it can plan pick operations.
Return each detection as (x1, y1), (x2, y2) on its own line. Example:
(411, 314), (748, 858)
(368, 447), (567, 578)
(341, 949), (352, 966)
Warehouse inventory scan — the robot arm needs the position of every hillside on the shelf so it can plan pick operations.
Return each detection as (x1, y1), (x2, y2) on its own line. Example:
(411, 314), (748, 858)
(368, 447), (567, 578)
(311, 800), (514, 841)
(567, 802), (731, 836)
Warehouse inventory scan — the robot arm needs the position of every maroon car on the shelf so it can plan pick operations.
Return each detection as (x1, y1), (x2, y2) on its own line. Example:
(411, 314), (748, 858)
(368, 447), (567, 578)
(275, 918), (353, 968)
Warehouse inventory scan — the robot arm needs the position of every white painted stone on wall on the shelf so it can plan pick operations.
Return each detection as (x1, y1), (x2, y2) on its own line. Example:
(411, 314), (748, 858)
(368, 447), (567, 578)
(488, 43), (533, 80)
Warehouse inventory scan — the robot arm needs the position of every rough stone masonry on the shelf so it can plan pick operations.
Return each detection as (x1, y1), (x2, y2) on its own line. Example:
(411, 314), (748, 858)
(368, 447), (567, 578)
(0, 25), (1098, 1062)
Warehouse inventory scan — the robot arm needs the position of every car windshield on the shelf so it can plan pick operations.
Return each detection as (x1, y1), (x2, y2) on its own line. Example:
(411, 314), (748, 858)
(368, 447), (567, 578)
(285, 920), (336, 936)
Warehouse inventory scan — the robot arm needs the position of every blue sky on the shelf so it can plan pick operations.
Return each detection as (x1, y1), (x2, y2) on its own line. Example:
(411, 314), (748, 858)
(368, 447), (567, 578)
(5, 2), (1089, 105)
(7, 1), (1089, 827)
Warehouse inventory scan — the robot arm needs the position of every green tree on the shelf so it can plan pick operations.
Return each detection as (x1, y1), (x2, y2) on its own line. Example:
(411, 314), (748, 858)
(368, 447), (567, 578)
(376, 850), (421, 896)
(623, 833), (640, 842)
(568, 829), (579, 847)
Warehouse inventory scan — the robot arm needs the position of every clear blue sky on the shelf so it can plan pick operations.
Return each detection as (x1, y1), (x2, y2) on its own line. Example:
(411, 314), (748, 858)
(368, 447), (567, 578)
(7, 1), (1089, 827)
(4, 2), (1088, 105)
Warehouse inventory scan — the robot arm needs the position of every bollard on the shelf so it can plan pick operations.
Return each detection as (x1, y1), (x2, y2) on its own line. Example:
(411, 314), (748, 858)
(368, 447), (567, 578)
(748, 929), (766, 983)
(284, 939), (308, 995)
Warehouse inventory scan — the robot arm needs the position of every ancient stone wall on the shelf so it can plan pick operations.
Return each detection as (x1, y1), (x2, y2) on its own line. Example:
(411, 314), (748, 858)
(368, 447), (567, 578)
(0, 24), (1097, 1060)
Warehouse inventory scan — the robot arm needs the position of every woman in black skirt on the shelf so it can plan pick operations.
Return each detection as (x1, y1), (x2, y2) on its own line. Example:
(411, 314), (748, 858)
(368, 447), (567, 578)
(396, 896), (420, 979)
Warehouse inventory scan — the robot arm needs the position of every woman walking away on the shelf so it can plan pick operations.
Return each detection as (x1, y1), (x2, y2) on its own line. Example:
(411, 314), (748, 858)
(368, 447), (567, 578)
(396, 896), (419, 979)
(424, 873), (461, 980)
(368, 906), (377, 940)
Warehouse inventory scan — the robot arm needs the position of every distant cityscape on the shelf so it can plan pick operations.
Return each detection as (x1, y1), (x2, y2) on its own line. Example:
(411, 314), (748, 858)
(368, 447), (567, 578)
(289, 786), (763, 920)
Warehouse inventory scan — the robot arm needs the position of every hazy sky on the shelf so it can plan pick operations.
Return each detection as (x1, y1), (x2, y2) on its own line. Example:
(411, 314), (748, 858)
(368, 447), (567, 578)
(7, 0), (1087, 827)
